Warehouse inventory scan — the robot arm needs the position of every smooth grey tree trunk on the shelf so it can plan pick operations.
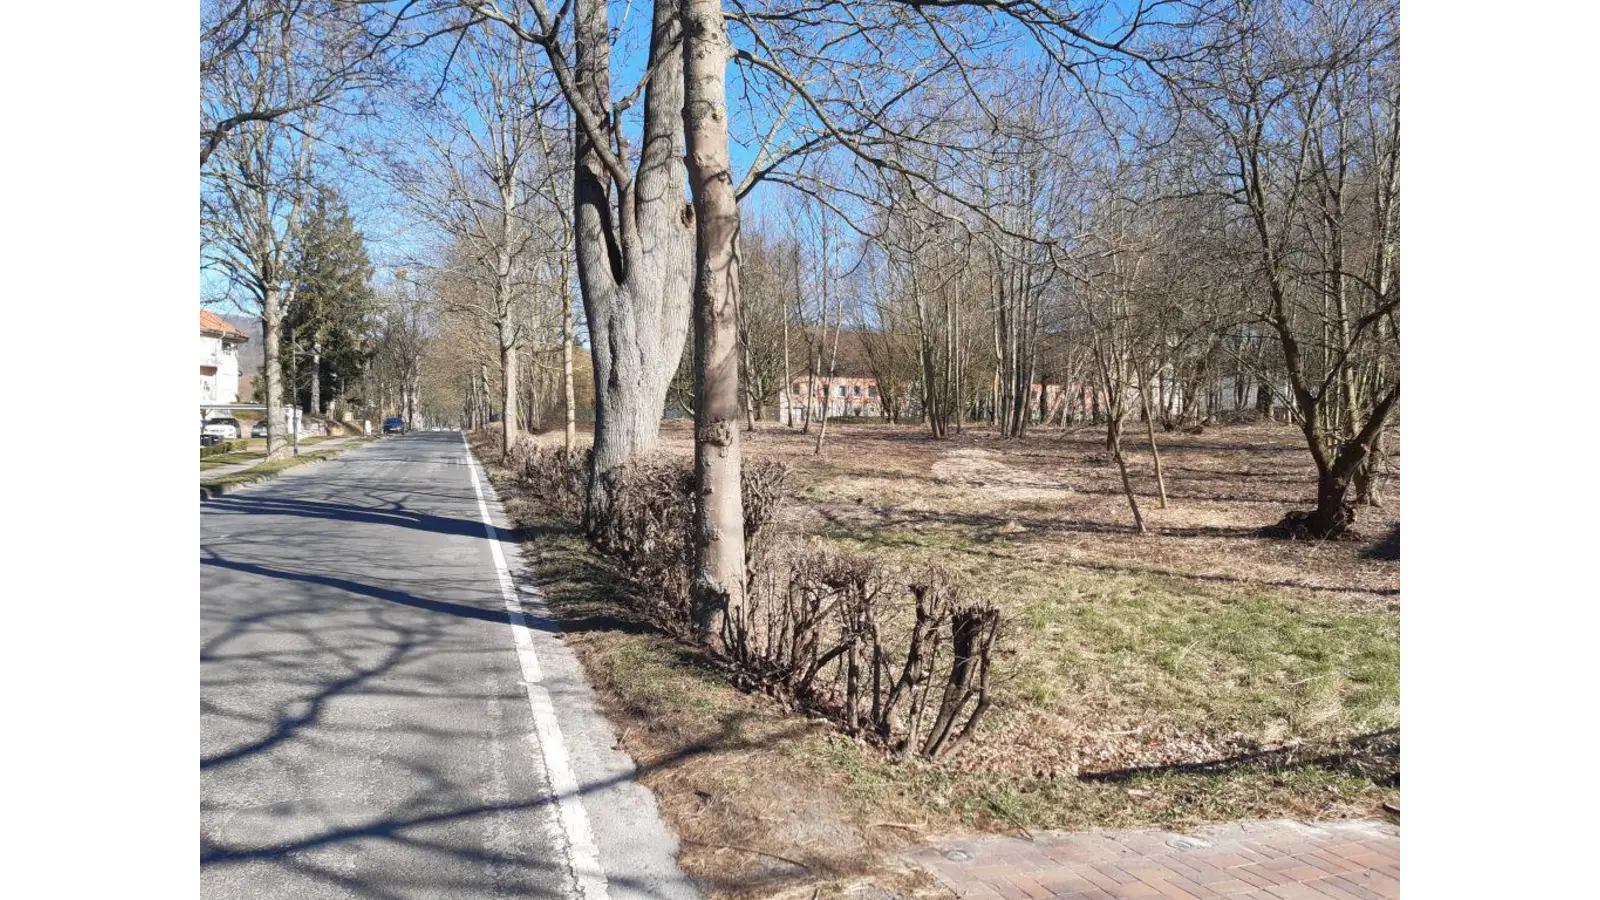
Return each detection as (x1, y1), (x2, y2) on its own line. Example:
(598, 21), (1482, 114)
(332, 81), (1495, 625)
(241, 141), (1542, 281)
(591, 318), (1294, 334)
(562, 289), (577, 452)
(683, 0), (746, 646)
(499, 322), (519, 455)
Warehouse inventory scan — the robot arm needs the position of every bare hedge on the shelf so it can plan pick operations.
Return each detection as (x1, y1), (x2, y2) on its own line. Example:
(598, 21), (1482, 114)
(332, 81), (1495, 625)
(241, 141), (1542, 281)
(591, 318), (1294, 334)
(500, 435), (1001, 758)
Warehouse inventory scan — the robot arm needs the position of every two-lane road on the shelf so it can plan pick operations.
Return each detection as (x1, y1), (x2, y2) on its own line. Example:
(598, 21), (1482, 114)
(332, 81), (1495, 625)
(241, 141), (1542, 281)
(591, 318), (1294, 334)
(201, 432), (694, 900)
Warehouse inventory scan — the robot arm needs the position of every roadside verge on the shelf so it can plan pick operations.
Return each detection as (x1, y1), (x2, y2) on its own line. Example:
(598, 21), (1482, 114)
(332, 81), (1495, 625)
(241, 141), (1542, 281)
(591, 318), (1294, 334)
(200, 437), (376, 499)
(467, 434), (946, 900)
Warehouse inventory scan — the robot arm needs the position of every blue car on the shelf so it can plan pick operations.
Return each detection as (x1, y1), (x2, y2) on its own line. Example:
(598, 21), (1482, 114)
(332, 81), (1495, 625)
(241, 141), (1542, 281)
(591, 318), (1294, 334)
(382, 416), (405, 434)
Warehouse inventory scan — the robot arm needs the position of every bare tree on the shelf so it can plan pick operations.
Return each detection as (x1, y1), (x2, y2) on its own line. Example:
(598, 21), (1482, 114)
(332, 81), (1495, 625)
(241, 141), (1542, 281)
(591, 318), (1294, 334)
(1167, 0), (1400, 537)
(200, 0), (406, 167)
(683, 0), (747, 643)
(462, 0), (695, 523)
(389, 21), (555, 454)
(202, 8), (321, 458)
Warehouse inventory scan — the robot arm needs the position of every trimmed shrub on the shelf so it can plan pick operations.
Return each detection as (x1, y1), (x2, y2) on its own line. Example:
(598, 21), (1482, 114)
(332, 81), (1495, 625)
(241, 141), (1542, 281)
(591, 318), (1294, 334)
(487, 438), (1003, 758)
(734, 544), (1001, 757)
(507, 439), (590, 522)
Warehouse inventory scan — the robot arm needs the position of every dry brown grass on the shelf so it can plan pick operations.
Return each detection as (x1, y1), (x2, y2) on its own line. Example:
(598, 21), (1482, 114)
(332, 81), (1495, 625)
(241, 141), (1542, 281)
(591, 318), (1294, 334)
(684, 420), (1399, 609)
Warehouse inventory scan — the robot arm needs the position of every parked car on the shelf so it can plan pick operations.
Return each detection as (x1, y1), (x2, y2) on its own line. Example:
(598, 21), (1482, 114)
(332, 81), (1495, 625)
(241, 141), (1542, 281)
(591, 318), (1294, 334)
(382, 416), (405, 434)
(250, 420), (270, 438)
(202, 417), (242, 440)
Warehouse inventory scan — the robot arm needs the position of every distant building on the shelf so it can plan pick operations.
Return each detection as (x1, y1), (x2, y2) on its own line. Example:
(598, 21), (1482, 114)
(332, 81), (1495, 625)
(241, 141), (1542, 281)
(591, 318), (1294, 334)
(780, 375), (885, 420)
(200, 310), (250, 405)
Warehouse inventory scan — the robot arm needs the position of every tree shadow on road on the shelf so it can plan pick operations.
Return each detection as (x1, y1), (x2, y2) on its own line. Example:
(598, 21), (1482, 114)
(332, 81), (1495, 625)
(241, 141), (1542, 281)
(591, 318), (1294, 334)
(205, 494), (490, 540)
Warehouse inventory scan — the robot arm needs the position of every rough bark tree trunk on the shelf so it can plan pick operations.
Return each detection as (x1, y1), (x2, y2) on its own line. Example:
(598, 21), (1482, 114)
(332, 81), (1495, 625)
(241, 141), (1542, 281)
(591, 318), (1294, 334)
(573, 0), (694, 530)
(262, 294), (289, 459)
(309, 337), (322, 416)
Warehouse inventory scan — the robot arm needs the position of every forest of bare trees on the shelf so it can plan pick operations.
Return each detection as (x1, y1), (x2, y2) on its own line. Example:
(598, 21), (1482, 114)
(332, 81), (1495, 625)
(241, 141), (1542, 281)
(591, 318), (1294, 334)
(201, 0), (1400, 649)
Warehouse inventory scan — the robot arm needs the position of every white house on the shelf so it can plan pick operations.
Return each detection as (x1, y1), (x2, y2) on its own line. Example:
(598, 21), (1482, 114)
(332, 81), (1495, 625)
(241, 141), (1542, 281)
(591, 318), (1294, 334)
(200, 310), (249, 405)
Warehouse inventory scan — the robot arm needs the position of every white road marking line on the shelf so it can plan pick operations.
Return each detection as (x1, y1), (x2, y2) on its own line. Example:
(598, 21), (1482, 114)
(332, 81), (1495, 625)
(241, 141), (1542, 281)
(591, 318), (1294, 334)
(462, 434), (608, 900)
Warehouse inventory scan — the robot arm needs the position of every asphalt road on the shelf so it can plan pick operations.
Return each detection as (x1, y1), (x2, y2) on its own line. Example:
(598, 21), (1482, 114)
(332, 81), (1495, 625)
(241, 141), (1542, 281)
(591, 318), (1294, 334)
(201, 432), (696, 900)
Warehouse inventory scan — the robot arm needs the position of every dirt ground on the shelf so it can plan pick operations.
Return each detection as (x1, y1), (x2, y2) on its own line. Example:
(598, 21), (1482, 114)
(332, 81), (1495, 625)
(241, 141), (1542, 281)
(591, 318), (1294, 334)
(485, 418), (1400, 899)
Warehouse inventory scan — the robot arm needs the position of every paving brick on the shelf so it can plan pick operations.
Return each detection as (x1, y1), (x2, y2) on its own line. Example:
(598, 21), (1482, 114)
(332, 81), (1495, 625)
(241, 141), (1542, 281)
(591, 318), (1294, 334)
(1132, 866), (1220, 899)
(1301, 849), (1360, 875)
(1044, 872), (1105, 894)
(1320, 843), (1369, 864)
(1043, 839), (1127, 866)
(1162, 874), (1221, 898)
(1158, 856), (1206, 879)
(1101, 884), (1164, 900)
(1137, 878), (1203, 900)
(1008, 874), (1056, 900)
(1339, 870), (1399, 896)
(1091, 864), (1144, 886)
(1182, 860), (1235, 885)
(1261, 885), (1327, 900)
(1240, 842), (1292, 861)
(1321, 876), (1383, 900)
(907, 822), (1397, 900)
(1079, 866), (1129, 892)
(1300, 877), (1365, 900)
(1231, 865), (1281, 888)
(988, 876), (1031, 900)
(1325, 850), (1388, 870)
(1203, 879), (1260, 896)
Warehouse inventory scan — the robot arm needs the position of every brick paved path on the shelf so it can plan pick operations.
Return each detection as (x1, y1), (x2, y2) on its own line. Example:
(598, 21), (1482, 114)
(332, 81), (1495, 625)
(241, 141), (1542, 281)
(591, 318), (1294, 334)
(908, 819), (1398, 899)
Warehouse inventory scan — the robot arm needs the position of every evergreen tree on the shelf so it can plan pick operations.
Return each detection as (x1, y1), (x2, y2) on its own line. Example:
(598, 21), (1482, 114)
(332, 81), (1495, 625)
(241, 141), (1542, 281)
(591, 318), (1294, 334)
(283, 185), (375, 415)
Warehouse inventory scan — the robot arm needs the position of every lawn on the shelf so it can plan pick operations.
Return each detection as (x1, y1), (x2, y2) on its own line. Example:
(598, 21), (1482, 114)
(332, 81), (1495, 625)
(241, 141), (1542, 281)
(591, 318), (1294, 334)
(481, 420), (1399, 897)
(198, 435), (342, 471)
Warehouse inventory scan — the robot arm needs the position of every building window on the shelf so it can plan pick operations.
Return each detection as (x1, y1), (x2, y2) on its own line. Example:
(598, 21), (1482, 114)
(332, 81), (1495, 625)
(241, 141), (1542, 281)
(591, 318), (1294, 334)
(868, 386), (877, 398)
(852, 385), (861, 396)
(838, 385), (847, 397)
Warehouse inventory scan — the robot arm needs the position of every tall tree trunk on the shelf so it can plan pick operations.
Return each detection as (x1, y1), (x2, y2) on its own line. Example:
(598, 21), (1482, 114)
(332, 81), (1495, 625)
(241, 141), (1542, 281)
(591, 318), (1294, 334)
(782, 311), (793, 427)
(683, 0), (745, 648)
(562, 292), (577, 452)
(1284, 386), (1399, 538)
(814, 281), (844, 455)
(309, 337), (322, 416)
(574, 0), (693, 528)
(802, 350), (816, 433)
(262, 294), (289, 459)
(1138, 379), (1168, 509)
(499, 324), (519, 455)
(741, 327), (758, 432)
(1108, 416), (1146, 535)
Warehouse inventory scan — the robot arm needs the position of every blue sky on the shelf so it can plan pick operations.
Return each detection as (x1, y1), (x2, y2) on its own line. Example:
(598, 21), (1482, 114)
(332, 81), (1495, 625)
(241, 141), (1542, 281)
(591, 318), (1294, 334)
(203, 0), (1166, 316)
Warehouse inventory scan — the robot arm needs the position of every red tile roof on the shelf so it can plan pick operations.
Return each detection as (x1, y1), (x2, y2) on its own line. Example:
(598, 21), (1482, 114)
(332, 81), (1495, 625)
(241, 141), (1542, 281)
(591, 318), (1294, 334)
(201, 309), (249, 341)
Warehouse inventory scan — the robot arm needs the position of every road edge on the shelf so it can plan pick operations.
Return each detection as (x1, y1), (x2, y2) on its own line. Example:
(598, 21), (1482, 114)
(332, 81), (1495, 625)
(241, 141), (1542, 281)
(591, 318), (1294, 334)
(461, 435), (701, 900)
